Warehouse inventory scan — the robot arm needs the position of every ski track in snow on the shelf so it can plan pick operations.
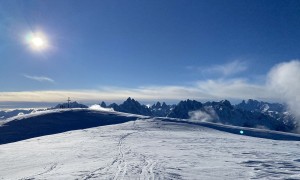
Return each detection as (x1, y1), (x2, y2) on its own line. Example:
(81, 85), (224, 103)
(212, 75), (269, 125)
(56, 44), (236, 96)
(1, 118), (300, 179)
(20, 163), (58, 180)
(113, 132), (131, 180)
(112, 121), (159, 180)
(79, 121), (160, 180)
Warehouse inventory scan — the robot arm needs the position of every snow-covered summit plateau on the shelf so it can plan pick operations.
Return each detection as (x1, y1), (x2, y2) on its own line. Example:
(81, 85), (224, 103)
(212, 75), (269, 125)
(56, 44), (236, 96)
(0, 108), (300, 179)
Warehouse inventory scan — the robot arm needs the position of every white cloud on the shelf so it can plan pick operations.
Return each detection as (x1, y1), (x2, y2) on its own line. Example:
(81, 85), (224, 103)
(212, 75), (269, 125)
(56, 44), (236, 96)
(204, 60), (248, 76)
(188, 107), (219, 122)
(267, 60), (300, 119)
(0, 60), (297, 116)
(23, 74), (55, 83)
(196, 78), (274, 100)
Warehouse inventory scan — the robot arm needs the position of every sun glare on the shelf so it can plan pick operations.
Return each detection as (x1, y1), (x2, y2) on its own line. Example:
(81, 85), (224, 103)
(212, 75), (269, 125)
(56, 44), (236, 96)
(32, 37), (45, 47)
(25, 32), (48, 51)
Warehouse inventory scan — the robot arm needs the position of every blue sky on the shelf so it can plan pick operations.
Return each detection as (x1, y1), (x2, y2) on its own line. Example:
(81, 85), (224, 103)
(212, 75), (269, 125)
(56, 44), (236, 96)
(1, 0), (300, 107)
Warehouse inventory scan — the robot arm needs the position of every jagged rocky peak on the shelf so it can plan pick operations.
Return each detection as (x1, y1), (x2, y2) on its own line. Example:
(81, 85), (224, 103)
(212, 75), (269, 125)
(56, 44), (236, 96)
(219, 100), (233, 109)
(100, 101), (107, 108)
(152, 102), (161, 109)
(236, 99), (286, 113)
(123, 97), (140, 106)
(237, 99), (263, 111)
(179, 99), (203, 108)
(149, 101), (173, 117)
(161, 102), (168, 109)
(168, 99), (203, 119)
(154, 101), (161, 108)
(123, 97), (135, 104)
(108, 97), (152, 116)
(106, 102), (118, 110)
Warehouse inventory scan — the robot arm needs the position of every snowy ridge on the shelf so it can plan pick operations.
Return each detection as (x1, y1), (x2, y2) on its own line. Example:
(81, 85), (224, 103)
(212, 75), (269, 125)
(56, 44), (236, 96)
(0, 119), (300, 179)
(157, 118), (300, 141)
(0, 108), (147, 145)
(0, 108), (299, 147)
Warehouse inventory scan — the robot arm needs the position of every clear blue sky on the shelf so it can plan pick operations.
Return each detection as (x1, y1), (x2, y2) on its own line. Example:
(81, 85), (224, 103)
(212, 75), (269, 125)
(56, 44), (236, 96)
(1, 0), (300, 107)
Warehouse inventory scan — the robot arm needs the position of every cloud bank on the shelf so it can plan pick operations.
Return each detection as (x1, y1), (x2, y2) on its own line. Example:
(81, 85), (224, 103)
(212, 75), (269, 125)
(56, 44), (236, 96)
(0, 83), (274, 103)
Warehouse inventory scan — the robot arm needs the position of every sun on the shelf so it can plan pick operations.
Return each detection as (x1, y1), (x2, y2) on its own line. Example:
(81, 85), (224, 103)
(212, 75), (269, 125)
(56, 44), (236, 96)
(32, 37), (45, 47)
(25, 32), (48, 51)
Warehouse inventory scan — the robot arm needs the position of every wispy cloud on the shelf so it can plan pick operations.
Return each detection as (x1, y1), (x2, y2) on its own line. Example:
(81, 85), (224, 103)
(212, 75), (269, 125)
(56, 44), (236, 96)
(196, 78), (273, 100)
(203, 60), (248, 76)
(23, 74), (55, 83)
(187, 60), (248, 77)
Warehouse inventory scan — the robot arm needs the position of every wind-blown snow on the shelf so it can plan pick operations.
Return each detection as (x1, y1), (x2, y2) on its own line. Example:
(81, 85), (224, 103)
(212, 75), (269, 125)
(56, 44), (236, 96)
(0, 116), (300, 179)
(188, 106), (219, 122)
(89, 104), (114, 112)
(0, 108), (46, 120)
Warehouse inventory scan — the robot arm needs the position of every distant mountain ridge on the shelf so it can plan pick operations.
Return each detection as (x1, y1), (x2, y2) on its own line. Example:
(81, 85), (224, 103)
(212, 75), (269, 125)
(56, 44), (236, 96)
(150, 102), (176, 117)
(101, 97), (175, 117)
(1, 98), (297, 134)
(99, 98), (297, 133)
(236, 99), (287, 113)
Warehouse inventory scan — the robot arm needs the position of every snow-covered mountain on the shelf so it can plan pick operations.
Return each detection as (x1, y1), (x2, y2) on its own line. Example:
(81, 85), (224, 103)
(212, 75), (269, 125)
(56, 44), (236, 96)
(101, 98), (175, 117)
(236, 99), (295, 128)
(236, 99), (286, 113)
(168, 99), (204, 119)
(103, 98), (153, 116)
(0, 109), (300, 179)
(149, 101), (175, 117)
(97, 98), (297, 133)
(168, 99), (296, 133)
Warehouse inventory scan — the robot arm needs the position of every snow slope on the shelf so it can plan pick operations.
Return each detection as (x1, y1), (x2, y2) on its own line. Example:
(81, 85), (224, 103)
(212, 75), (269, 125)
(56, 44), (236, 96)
(0, 108), (145, 145)
(0, 110), (300, 179)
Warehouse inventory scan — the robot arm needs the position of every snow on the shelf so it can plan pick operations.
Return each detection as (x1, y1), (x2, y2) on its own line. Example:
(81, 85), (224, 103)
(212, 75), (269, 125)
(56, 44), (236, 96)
(0, 114), (300, 179)
(262, 104), (270, 112)
(0, 108), (46, 120)
(1, 108), (75, 125)
(89, 104), (114, 112)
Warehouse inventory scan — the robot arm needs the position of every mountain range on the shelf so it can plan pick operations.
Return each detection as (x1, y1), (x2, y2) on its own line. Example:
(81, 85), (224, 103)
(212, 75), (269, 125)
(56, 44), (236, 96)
(99, 98), (297, 133)
(0, 98), (297, 134)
